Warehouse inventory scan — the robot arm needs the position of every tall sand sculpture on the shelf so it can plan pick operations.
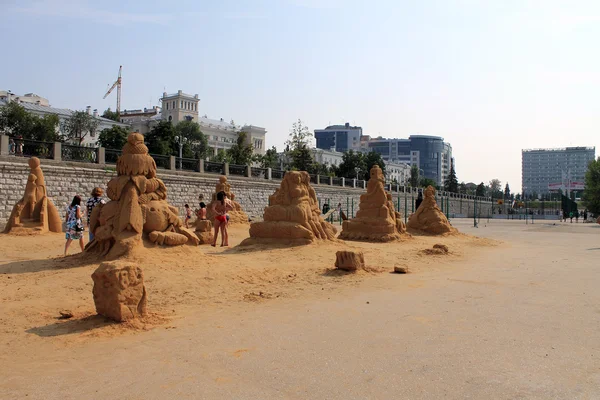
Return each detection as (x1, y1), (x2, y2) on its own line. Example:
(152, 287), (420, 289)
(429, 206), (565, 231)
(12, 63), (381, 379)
(339, 165), (407, 242)
(206, 176), (249, 224)
(241, 171), (337, 245)
(3, 157), (62, 234)
(86, 133), (199, 259)
(407, 185), (457, 234)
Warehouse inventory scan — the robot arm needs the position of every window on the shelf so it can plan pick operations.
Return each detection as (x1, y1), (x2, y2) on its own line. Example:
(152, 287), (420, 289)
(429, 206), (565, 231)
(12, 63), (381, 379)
(172, 101), (175, 109)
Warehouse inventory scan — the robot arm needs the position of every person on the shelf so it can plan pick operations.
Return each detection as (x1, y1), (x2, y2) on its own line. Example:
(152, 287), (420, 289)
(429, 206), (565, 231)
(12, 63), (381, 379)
(184, 204), (193, 228)
(196, 202), (207, 220)
(569, 211), (573, 223)
(211, 191), (233, 247)
(415, 191), (423, 210)
(15, 136), (23, 156)
(64, 195), (85, 256)
(86, 187), (105, 242)
(563, 210), (568, 223)
(8, 138), (15, 155)
(584, 210), (588, 222)
(575, 210), (579, 223)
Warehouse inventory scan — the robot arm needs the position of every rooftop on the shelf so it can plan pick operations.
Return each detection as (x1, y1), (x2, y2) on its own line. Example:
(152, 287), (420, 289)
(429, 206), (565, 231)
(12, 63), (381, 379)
(522, 147), (595, 153)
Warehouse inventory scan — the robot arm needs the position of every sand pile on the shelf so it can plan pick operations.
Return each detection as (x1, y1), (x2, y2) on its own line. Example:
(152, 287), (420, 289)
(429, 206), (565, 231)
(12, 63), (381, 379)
(340, 165), (407, 242)
(206, 176), (249, 224)
(242, 171), (337, 245)
(421, 243), (450, 255)
(3, 157), (62, 235)
(194, 220), (214, 244)
(86, 133), (198, 259)
(407, 186), (457, 235)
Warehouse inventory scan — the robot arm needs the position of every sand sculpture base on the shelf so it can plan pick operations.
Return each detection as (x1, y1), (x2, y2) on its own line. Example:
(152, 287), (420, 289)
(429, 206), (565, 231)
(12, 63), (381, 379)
(194, 220), (214, 244)
(241, 171), (336, 246)
(340, 165), (407, 242)
(407, 186), (456, 235)
(91, 261), (147, 322)
(206, 176), (249, 224)
(335, 251), (364, 271)
(3, 157), (62, 235)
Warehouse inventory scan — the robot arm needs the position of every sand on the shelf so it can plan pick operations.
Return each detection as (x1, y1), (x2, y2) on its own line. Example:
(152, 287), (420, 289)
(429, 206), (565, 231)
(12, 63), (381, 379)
(1, 220), (599, 398)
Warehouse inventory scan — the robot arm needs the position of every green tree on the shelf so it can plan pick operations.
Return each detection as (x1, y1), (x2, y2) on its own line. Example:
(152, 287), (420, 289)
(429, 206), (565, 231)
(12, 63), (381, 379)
(409, 165), (419, 187)
(443, 165), (458, 193)
(504, 183), (511, 199)
(476, 182), (486, 197)
(420, 177), (437, 188)
(64, 111), (99, 145)
(363, 151), (386, 180)
(226, 131), (254, 165)
(211, 148), (231, 163)
(255, 146), (279, 169)
(146, 120), (176, 155)
(284, 119), (313, 171)
(489, 178), (502, 198)
(459, 181), (467, 194)
(101, 108), (120, 122)
(0, 102), (60, 142)
(97, 125), (129, 150)
(583, 157), (600, 216)
(174, 120), (208, 159)
(337, 150), (366, 179)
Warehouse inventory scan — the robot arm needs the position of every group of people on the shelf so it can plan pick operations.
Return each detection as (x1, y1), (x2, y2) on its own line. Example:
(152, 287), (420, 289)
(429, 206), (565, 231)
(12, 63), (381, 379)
(561, 210), (588, 223)
(183, 191), (234, 247)
(63, 187), (105, 256)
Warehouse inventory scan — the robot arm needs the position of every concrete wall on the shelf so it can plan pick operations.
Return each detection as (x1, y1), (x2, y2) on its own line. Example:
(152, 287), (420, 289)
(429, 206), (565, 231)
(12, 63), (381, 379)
(0, 157), (493, 227)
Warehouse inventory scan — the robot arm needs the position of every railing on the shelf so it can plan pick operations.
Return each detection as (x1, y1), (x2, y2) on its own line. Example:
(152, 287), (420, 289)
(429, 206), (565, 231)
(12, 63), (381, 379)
(310, 174), (318, 184)
(62, 144), (98, 163)
(105, 148), (122, 164)
(356, 180), (365, 188)
(204, 161), (224, 174)
(251, 167), (268, 179)
(332, 177), (344, 187)
(271, 169), (285, 180)
(150, 153), (170, 169)
(176, 157), (198, 172)
(229, 164), (246, 176)
(9, 137), (54, 159)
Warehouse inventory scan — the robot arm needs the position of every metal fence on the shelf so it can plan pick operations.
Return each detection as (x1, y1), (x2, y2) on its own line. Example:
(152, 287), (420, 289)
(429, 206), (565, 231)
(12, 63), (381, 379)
(251, 167), (268, 179)
(332, 177), (344, 187)
(105, 149), (122, 164)
(151, 154), (170, 170)
(204, 161), (224, 174)
(9, 137), (54, 159)
(310, 174), (318, 184)
(176, 157), (198, 172)
(62, 144), (98, 163)
(271, 169), (285, 180)
(229, 164), (247, 176)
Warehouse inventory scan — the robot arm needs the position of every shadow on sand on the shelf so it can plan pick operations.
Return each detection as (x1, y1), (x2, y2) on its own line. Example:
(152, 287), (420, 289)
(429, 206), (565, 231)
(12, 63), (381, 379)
(0, 253), (97, 275)
(26, 314), (115, 337)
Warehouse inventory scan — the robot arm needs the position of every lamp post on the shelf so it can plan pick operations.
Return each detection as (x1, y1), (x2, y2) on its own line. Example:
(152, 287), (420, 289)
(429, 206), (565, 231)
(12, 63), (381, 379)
(178, 133), (183, 170)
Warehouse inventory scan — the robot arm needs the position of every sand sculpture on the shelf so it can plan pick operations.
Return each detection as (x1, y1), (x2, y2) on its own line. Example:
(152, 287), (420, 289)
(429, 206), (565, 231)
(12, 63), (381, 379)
(3, 157), (62, 234)
(339, 165), (407, 242)
(206, 176), (249, 224)
(92, 261), (147, 322)
(335, 250), (365, 271)
(86, 133), (199, 258)
(242, 171), (337, 245)
(194, 219), (214, 244)
(407, 186), (456, 234)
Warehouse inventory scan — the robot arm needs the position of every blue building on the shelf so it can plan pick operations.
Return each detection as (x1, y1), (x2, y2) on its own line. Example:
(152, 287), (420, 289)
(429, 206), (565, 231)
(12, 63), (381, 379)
(314, 123), (363, 153)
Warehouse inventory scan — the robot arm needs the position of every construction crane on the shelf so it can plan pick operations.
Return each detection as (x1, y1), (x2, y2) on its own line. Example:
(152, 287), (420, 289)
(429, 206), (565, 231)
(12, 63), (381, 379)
(103, 65), (122, 115)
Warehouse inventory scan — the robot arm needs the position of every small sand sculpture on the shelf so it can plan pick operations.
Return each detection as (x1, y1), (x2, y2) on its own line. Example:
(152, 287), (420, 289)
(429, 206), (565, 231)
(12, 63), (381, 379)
(407, 186), (457, 234)
(3, 157), (62, 234)
(206, 176), (249, 224)
(194, 219), (214, 244)
(86, 133), (199, 258)
(92, 261), (147, 322)
(242, 171), (337, 245)
(335, 250), (365, 271)
(421, 243), (450, 255)
(339, 165), (407, 242)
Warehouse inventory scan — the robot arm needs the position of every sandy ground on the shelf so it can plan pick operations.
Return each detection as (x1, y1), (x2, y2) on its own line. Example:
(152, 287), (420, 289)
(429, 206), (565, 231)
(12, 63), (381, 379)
(1, 219), (599, 399)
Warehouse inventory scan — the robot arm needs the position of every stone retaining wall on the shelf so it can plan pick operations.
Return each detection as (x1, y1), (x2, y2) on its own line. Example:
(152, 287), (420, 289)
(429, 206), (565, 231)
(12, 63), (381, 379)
(0, 157), (493, 228)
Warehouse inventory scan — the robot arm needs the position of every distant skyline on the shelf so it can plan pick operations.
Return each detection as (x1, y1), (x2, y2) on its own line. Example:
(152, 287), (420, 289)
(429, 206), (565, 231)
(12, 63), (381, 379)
(1, 0), (599, 192)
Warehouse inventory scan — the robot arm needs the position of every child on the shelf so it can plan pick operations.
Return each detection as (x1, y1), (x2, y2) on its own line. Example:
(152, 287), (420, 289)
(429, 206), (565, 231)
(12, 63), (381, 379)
(184, 204), (193, 228)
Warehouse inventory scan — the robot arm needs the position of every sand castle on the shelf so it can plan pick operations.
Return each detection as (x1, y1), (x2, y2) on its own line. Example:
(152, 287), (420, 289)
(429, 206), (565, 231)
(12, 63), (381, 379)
(194, 219), (214, 244)
(242, 171), (337, 245)
(206, 176), (249, 224)
(3, 157), (62, 234)
(86, 133), (198, 258)
(407, 186), (456, 234)
(339, 165), (407, 242)
(92, 261), (147, 322)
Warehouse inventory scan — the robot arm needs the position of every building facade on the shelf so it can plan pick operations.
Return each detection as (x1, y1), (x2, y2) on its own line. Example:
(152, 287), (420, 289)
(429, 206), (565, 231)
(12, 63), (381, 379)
(120, 107), (161, 135)
(385, 161), (411, 185)
(522, 147), (596, 196)
(0, 90), (50, 107)
(314, 123), (363, 153)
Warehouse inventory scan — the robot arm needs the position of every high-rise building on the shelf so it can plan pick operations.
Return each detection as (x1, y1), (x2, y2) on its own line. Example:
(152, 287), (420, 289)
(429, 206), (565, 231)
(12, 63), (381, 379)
(521, 147), (596, 196)
(314, 123), (362, 153)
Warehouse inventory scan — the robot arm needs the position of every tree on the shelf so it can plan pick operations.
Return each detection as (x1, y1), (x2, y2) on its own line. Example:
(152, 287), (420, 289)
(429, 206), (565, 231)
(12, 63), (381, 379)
(255, 146), (279, 169)
(363, 151), (386, 180)
(338, 150), (366, 179)
(102, 108), (120, 122)
(459, 182), (467, 194)
(476, 182), (486, 197)
(409, 165), (419, 187)
(146, 120), (176, 156)
(174, 120), (208, 159)
(0, 102), (60, 142)
(226, 131), (254, 165)
(420, 177), (437, 188)
(489, 178), (502, 198)
(64, 111), (99, 145)
(504, 183), (511, 199)
(443, 165), (458, 193)
(211, 148), (231, 163)
(97, 125), (129, 150)
(285, 119), (313, 171)
(583, 158), (600, 216)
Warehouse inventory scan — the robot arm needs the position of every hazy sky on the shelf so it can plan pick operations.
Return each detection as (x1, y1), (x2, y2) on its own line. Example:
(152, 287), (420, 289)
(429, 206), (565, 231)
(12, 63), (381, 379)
(2, 0), (599, 192)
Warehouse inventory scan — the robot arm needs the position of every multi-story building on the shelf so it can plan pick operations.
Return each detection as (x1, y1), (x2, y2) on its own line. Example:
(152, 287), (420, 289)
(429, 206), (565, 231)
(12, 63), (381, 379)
(311, 148), (344, 167)
(120, 107), (161, 135)
(385, 161), (411, 185)
(314, 123), (363, 153)
(0, 90), (50, 107)
(522, 147), (596, 196)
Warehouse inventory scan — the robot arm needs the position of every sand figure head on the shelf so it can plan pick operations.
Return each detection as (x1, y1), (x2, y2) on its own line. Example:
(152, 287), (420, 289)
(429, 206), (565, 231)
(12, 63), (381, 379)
(28, 157), (41, 170)
(117, 132), (157, 178)
(370, 165), (384, 182)
(219, 176), (227, 184)
(425, 185), (435, 198)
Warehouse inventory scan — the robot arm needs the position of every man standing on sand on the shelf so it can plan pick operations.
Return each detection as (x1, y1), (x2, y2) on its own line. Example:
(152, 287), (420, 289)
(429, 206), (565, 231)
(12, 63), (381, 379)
(569, 211), (574, 223)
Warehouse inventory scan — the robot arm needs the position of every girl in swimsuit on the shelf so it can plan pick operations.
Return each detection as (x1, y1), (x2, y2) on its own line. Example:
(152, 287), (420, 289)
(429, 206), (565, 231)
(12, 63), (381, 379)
(211, 191), (233, 247)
